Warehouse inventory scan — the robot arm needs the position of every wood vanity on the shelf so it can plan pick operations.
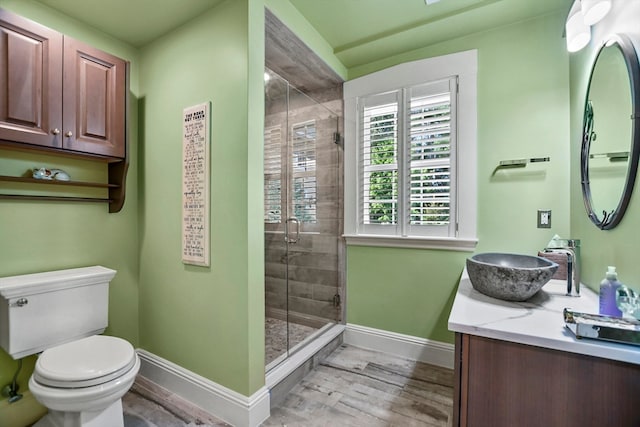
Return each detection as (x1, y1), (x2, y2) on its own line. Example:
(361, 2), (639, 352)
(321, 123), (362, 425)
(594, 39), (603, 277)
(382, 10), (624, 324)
(449, 273), (640, 427)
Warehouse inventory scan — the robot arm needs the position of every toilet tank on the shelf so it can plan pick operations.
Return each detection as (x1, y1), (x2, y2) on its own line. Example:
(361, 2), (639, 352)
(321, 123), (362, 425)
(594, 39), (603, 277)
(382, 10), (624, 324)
(0, 266), (116, 359)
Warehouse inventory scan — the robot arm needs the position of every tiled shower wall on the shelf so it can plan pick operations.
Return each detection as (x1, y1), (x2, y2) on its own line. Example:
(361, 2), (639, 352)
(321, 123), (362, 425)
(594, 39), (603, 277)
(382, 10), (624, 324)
(264, 85), (344, 327)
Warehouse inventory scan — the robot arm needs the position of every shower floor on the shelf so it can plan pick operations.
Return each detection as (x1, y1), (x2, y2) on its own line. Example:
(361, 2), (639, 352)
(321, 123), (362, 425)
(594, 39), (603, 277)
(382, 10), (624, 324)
(265, 317), (318, 366)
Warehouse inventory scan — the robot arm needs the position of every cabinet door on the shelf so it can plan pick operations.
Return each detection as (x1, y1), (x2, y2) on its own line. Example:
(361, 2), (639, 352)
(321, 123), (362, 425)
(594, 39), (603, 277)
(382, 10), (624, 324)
(0, 10), (63, 148)
(63, 37), (126, 158)
(458, 334), (640, 427)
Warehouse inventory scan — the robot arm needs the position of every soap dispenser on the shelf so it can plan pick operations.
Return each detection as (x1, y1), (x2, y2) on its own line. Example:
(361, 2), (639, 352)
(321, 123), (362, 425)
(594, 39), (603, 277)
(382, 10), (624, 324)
(599, 266), (623, 317)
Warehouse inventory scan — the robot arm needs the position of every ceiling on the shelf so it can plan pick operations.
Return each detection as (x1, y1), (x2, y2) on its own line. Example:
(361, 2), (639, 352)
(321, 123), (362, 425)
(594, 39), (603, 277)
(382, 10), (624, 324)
(34, 0), (571, 67)
(33, 0), (226, 47)
(288, 0), (571, 68)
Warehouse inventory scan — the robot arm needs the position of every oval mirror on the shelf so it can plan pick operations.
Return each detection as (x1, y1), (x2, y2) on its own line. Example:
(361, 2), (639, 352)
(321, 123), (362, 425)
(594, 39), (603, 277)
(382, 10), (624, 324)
(581, 34), (640, 230)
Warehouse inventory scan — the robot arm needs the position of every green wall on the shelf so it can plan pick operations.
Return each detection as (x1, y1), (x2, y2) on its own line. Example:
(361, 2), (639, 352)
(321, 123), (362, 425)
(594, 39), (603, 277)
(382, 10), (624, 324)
(346, 12), (571, 343)
(247, 0), (267, 391)
(569, 3), (640, 292)
(0, 0), (140, 400)
(137, 0), (264, 396)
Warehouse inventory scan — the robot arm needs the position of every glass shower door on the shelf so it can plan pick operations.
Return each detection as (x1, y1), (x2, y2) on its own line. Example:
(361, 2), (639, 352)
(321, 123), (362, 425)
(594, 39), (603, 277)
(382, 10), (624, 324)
(264, 70), (289, 368)
(264, 69), (342, 370)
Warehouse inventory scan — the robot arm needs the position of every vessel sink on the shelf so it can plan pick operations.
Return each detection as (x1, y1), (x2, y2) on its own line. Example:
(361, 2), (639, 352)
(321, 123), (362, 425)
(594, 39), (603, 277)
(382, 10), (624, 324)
(466, 253), (559, 302)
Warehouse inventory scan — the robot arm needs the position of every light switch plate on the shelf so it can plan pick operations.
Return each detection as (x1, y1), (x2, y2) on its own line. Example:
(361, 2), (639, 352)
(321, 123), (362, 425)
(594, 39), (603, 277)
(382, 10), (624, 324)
(537, 210), (551, 228)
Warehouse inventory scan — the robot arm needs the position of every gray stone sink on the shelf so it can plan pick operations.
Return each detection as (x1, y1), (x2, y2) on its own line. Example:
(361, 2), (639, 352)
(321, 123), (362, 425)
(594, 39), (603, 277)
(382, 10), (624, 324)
(466, 253), (559, 301)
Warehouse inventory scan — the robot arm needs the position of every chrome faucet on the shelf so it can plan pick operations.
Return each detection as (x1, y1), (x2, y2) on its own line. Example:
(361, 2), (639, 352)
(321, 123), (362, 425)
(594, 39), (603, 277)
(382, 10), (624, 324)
(543, 239), (581, 296)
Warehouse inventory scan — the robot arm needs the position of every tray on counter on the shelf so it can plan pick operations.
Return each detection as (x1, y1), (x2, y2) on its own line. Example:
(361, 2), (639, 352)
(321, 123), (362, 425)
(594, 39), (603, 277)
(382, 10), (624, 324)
(563, 308), (640, 346)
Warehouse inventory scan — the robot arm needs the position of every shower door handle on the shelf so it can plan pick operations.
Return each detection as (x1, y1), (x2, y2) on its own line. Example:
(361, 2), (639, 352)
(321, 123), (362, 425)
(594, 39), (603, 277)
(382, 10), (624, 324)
(285, 217), (300, 243)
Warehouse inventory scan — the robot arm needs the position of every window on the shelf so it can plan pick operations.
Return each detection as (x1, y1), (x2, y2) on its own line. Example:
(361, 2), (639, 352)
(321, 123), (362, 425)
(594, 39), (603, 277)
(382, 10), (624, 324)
(361, 98), (399, 227)
(344, 50), (478, 251)
(263, 121), (317, 225)
(264, 125), (282, 224)
(359, 79), (455, 237)
(291, 121), (317, 223)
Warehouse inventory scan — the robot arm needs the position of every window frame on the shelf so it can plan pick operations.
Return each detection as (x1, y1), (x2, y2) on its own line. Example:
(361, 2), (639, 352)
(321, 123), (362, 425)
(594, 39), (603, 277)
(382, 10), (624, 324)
(343, 50), (478, 251)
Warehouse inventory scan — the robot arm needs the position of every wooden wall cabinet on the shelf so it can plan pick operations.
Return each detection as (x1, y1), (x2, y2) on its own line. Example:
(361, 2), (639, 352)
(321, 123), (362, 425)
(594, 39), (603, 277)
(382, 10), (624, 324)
(0, 10), (62, 149)
(454, 333), (640, 427)
(63, 37), (126, 158)
(0, 9), (128, 212)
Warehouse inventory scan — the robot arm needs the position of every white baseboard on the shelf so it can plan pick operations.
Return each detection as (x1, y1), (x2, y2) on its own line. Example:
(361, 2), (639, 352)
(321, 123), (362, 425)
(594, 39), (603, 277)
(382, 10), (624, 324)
(344, 323), (455, 369)
(134, 325), (451, 427)
(136, 350), (270, 427)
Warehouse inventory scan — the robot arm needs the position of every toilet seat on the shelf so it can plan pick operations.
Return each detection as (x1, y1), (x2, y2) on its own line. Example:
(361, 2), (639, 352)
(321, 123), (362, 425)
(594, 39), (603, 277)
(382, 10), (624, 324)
(34, 335), (137, 388)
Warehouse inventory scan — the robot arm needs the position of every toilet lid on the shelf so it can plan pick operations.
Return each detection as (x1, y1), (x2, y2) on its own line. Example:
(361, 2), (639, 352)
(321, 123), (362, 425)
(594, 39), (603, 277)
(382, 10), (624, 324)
(34, 335), (137, 388)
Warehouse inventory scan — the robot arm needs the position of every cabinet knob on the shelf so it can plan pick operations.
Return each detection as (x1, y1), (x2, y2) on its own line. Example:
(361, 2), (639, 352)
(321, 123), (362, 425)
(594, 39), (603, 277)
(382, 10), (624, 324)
(65, 131), (73, 137)
(51, 128), (60, 135)
(11, 298), (28, 308)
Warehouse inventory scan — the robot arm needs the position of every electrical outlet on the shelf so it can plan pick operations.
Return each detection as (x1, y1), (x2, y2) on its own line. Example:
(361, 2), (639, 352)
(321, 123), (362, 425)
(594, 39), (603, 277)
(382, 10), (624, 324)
(537, 210), (551, 228)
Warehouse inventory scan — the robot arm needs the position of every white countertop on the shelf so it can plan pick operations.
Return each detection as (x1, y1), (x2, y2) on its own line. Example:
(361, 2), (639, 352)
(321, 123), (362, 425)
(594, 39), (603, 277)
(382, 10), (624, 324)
(448, 270), (640, 365)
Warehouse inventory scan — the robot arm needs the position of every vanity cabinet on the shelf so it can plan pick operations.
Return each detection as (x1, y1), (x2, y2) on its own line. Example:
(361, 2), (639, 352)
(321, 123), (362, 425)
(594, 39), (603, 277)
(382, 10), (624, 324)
(0, 9), (126, 158)
(0, 9), (128, 212)
(454, 333), (640, 427)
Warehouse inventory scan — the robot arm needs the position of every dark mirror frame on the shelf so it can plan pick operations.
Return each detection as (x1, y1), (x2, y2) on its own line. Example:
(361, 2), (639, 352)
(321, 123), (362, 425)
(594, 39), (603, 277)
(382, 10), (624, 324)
(581, 34), (640, 230)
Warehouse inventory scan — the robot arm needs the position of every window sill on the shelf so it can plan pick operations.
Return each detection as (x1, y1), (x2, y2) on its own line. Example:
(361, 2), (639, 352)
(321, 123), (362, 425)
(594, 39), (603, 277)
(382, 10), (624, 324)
(343, 234), (478, 252)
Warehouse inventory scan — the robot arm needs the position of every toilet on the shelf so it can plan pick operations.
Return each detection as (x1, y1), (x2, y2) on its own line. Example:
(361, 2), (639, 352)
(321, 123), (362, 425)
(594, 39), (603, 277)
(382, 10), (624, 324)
(0, 266), (140, 427)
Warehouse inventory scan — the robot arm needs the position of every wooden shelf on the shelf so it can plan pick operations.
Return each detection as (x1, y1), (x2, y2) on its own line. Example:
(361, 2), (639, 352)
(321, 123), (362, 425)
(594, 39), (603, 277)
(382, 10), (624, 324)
(0, 159), (127, 213)
(0, 174), (120, 207)
(0, 174), (119, 188)
(0, 194), (111, 203)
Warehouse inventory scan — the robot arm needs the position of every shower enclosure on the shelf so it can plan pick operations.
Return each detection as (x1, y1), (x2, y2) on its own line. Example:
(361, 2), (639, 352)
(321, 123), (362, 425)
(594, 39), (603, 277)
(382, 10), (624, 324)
(264, 68), (343, 369)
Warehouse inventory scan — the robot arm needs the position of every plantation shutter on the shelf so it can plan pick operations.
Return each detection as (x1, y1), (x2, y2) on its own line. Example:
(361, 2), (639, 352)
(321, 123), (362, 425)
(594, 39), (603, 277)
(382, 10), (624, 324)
(264, 125), (282, 223)
(359, 91), (400, 235)
(406, 78), (456, 237)
(291, 121), (317, 223)
(357, 78), (456, 237)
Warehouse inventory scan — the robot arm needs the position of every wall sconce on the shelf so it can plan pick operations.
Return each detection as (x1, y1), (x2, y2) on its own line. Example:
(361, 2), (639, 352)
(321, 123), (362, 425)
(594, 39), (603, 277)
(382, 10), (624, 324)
(581, 0), (612, 25)
(565, 0), (612, 52)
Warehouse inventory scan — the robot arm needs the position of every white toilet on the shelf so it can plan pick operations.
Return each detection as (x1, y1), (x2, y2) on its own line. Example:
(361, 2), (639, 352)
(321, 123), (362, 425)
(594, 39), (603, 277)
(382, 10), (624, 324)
(0, 266), (140, 427)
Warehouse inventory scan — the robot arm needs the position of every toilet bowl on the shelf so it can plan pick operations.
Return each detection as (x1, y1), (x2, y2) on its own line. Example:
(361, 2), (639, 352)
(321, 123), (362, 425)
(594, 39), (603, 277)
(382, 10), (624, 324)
(29, 335), (140, 427)
(0, 266), (138, 427)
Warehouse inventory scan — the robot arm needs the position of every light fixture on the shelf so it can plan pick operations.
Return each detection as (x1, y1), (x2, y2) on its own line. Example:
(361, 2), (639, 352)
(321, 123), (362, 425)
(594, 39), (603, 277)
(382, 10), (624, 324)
(425, 0), (441, 4)
(581, 0), (612, 26)
(564, 0), (613, 52)
(264, 72), (271, 82)
(565, 1), (591, 52)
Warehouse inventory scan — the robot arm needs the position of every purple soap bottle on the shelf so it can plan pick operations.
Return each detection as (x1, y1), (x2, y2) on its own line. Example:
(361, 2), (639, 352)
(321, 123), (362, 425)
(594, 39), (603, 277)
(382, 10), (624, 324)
(599, 266), (622, 317)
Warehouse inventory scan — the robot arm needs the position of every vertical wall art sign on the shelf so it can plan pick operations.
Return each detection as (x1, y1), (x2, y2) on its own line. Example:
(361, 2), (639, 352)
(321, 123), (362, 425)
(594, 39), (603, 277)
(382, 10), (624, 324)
(182, 102), (210, 266)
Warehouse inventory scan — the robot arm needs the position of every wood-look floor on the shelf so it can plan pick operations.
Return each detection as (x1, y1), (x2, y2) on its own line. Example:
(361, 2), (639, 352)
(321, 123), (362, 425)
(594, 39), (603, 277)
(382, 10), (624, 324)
(123, 375), (230, 426)
(263, 344), (454, 427)
(123, 344), (453, 426)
